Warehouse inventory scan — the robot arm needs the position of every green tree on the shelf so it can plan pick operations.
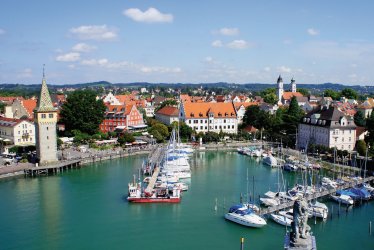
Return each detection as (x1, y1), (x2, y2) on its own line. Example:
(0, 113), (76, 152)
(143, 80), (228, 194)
(0, 102), (6, 113)
(118, 132), (135, 145)
(151, 130), (164, 143)
(243, 105), (261, 127)
(354, 110), (366, 127)
(60, 90), (106, 135)
(356, 140), (366, 156)
(261, 88), (278, 105)
(297, 88), (310, 96)
(324, 89), (341, 100)
(341, 88), (358, 100)
(150, 123), (169, 138)
(155, 99), (178, 112)
(365, 111), (374, 148)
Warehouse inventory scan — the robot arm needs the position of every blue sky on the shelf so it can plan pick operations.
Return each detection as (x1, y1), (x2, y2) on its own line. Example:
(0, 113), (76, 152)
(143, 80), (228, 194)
(1, 0), (374, 85)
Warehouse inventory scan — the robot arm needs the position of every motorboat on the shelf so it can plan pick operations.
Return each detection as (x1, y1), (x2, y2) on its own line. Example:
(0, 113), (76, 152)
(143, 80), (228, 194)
(171, 182), (189, 191)
(308, 201), (328, 219)
(242, 202), (260, 213)
(263, 155), (277, 167)
(224, 204), (267, 228)
(330, 194), (354, 205)
(349, 187), (372, 200)
(270, 213), (293, 227)
(321, 177), (338, 189)
(336, 189), (360, 201)
(283, 163), (298, 172)
(260, 197), (280, 207)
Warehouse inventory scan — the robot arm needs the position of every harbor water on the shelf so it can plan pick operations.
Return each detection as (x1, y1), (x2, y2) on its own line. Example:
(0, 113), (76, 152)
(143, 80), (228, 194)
(0, 151), (373, 249)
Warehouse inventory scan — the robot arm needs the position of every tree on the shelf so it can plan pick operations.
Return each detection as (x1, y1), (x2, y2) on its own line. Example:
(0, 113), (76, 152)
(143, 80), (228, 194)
(149, 123), (169, 138)
(60, 90), (106, 135)
(341, 88), (358, 100)
(155, 99), (178, 112)
(324, 89), (340, 100)
(118, 132), (135, 145)
(243, 105), (261, 127)
(354, 110), (366, 127)
(365, 111), (374, 147)
(356, 140), (366, 156)
(261, 88), (278, 105)
(297, 88), (309, 97)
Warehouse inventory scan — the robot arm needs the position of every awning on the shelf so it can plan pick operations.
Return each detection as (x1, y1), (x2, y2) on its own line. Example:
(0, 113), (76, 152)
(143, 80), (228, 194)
(128, 124), (148, 129)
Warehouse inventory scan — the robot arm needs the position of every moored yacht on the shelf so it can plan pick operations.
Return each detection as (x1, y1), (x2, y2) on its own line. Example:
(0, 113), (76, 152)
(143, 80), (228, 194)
(224, 204), (267, 228)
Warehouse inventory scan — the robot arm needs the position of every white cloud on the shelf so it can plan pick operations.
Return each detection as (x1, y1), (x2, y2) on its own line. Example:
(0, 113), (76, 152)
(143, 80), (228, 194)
(72, 43), (97, 53)
(0, 29), (5, 35)
(141, 66), (181, 73)
(227, 40), (249, 49)
(56, 52), (81, 62)
(211, 40), (223, 47)
(216, 27), (239, 36)
(17, 68), (33, 78)
(277, 65), (292, 73)
(81, 58), (108, 66)
(69, 25), (117, 41)
(263, 66), (271, 72)
(283, 39), (292, 45)
(348, 73), (357, 78)
(307, 28), (319, 36)
(123, 7), (173, 23)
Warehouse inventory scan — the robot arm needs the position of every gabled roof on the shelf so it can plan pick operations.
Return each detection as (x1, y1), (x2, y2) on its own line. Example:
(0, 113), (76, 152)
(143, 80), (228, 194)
(180, 94), (191, 103)
(282, 92), (303, 100)
(234, 102), (258, 110)
(0, 96), (24, 103)
(302, 106), (356, 128)
(183, 102), (236, 119)
(22, 99), (37, 117)
(156, 106), (179, 117)
(0, 117), (32, 127)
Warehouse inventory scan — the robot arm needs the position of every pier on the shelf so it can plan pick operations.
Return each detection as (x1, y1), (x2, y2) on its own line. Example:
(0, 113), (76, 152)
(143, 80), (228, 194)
(24, 160), (81, 176)
(144, 145), (166, 193)
(259, 176), (374, 216)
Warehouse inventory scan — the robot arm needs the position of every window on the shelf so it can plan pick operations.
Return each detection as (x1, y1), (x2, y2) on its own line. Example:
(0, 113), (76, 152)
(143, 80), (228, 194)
(41, 114), (46, 119)
(18, 131), (20, 134)
(46, 127), (49, 131)
(349, 137), (351, 142)
(189, 120), (191, 124)
(224, 119), (226, 123)
(47, 136), (49, 140)
(200, 126), (203, 130)
(205, 126), (207, 130)
(49, 114), (53, 118)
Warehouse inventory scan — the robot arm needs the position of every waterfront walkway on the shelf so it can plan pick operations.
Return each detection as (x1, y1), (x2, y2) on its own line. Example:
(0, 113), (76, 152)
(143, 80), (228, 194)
(259, 176), (374, 216)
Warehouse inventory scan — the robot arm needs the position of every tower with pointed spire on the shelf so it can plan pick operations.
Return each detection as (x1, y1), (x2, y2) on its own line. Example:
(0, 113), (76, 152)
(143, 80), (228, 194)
(276, 75), (284, 104)
(291, 77), (297, 93)
(34, 66), (58, 165)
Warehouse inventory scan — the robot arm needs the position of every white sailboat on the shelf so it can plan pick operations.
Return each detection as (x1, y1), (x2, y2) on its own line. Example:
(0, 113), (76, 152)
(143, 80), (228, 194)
(224, 204), (267, 228)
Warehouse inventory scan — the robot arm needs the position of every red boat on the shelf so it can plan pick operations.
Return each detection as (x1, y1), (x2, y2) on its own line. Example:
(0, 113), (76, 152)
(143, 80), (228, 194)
(127, 181), (181, 203)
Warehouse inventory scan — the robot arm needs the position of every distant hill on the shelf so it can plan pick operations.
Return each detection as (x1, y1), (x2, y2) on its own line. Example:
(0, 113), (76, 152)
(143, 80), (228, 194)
(0, 81), (373, 95)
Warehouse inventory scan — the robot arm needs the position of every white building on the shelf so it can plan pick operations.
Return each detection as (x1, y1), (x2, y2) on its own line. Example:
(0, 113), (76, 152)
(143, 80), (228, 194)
(298, 106), (356, 151)
(0, 117), (35, 146)
(180, 102), (238, 134)
(155, 106), (179, 125)
(234, 102), (258, 124)
(102, 92), (121, 105)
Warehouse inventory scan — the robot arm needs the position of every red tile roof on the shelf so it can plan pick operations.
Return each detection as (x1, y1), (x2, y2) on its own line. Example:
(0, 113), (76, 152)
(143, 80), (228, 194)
(183, 102), (236, 119)
(156, 106), (179, 116)
(282, 92), (303, 100)
(22, 99), (37, 117)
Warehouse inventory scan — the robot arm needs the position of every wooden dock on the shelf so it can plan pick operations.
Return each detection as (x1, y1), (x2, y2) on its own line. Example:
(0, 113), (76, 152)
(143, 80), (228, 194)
(24, 160), (81, 176)
(259, 176), (374, 216)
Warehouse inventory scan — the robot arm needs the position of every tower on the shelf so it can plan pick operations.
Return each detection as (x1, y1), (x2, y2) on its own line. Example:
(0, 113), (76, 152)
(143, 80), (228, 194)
(291, 77), (297, 93)
(276, 75), (284, 103)
(34, 67), (58, 165)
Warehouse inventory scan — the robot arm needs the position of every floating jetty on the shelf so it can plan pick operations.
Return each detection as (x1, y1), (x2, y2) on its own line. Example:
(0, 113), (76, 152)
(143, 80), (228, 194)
(259, 176), (374, 216)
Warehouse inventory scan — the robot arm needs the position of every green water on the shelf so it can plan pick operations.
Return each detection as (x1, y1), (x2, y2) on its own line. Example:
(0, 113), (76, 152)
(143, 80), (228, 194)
(0, 152), (374, 249)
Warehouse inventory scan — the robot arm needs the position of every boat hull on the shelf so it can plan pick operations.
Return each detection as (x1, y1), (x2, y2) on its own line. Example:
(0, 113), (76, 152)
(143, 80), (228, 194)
(127, 197), (181, 203)
(224, 213), (266, 228)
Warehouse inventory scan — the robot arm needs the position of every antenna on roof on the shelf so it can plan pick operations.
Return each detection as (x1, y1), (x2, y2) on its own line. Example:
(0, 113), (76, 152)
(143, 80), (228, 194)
(43, 64), (45, 78)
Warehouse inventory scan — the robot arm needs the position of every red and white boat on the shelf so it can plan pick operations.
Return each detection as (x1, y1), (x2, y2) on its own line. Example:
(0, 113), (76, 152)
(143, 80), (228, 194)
(127, 181), (181, 203)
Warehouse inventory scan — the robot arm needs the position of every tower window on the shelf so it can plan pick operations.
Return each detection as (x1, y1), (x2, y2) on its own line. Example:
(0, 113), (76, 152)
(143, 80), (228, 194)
(47, 136), (49, 140)
(46, 127), (49, 131)
(41, 114), (46, 119)
(49, 114), (53, 118)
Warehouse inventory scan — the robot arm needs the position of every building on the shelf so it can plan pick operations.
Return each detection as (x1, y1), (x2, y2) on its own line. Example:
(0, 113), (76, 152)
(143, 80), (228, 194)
(100, 104), (145, 133)
(155, 106), (179, 125)
(0, 117), (35, 146)
(180, 102), (238, 134)
(298, 106), (356, 152)
(276, 75), (303, 105)
(34, 73), (58, 165)
(357, 98), (374, 118)
(4, 98), (37, 119)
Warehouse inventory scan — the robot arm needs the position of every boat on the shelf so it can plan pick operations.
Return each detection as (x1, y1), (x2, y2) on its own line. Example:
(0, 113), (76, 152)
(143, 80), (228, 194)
(270, 213), (293, 227)
(336, 189), (360, 201)
(224, 204), (267, 228)
(308, 201), (328, 219)
(321, 177), (338, 189)
(283, 163), (298, 172)
(260, 197), (280, 207)
(127, 181), (181, 203)
(171, 182), (189, 191)
(349, 187), (372, 200)
(330, 194), (354, 205)
(263, 155), (277, 167)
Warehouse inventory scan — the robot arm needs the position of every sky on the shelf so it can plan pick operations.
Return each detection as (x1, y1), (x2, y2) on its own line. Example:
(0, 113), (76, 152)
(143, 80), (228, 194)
(1, 0), (374, 85)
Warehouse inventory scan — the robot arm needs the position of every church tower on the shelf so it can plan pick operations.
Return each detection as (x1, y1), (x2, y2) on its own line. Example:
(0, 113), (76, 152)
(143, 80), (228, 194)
(291, 77), (297, 93)
(276, 75), (284, 104)
(34, 67), (58, 165)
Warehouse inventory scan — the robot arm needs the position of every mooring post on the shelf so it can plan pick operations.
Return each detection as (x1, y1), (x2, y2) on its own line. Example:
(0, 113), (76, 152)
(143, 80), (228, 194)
(370, 221), (372, 235)
(240, 237), (244, 250)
